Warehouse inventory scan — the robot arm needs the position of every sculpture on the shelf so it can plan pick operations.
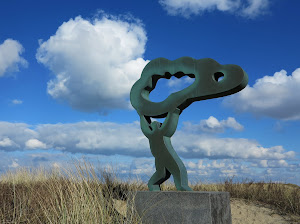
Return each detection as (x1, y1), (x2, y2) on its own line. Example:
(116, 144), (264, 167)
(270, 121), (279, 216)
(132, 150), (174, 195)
(130, 57), (248, 191)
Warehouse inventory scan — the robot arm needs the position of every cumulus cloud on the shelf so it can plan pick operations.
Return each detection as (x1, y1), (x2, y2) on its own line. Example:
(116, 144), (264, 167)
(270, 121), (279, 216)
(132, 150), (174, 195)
(159, 0), (270, 18)
(0, 137), (17, 148)
(224, 68), (300, 120)
(8, 160), (19, 168)
(0, 39), (28, 77)
(182, 116), (244, 133)
(36, 14), (149, 114)
(25, 139), (47, 149)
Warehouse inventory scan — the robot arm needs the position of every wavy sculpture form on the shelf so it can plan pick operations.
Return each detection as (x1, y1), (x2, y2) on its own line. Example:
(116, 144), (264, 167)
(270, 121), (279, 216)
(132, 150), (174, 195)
(130, 57), (248, 191)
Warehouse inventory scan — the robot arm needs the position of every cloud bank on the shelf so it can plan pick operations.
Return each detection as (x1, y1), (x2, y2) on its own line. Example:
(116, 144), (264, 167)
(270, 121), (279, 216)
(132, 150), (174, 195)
(224, 68), (300, 120)
(0, 39), (28, 77)
(159, 0), (270, 18)
(0, 120), (295, 162)
(2, 151), (298, 185)
(36, 14), (149, 114)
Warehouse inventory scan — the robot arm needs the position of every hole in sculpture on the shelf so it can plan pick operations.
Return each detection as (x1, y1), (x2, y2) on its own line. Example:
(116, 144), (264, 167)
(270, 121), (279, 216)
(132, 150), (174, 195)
(144, 115), (164, 127)
(149, 72), (195, 103)
(213, 72), (225, 82)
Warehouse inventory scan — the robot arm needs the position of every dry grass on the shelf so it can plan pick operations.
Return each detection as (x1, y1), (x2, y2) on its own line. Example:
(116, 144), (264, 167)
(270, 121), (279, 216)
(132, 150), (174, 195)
(0, 160), (299, 223)
(0, 160), (144, 223)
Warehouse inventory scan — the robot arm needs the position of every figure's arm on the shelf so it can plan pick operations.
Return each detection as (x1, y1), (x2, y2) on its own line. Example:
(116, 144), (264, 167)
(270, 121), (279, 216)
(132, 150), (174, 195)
(140, 115), (153, 138)
(160, 108), (180, 137)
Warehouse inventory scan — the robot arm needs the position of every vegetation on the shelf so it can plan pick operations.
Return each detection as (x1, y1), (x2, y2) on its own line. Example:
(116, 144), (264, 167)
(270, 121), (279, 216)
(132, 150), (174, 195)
(0, 160), (299, 223)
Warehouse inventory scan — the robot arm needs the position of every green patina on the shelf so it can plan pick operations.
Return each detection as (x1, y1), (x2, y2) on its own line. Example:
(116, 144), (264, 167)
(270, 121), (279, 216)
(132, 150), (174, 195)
(130, 57), (248, 191)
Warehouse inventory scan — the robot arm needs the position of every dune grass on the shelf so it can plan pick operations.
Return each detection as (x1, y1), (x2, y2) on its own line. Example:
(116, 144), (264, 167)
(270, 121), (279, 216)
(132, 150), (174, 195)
(0, 159), (299, 223)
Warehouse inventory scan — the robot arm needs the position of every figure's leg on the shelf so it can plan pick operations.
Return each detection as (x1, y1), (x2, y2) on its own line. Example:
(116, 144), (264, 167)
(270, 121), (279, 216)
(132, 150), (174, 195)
(166, 156), (192, 191)
(148, 159), (171, 191)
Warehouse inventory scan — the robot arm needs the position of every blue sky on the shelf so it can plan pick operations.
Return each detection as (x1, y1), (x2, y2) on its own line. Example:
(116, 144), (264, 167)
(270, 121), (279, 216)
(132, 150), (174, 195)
(0, 0), (299, 185)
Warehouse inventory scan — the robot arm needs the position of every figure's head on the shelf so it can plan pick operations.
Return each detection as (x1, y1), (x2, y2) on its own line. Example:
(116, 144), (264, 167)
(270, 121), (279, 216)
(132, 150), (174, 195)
(130, 57), (248, 118)
(150, 121), (161, 131)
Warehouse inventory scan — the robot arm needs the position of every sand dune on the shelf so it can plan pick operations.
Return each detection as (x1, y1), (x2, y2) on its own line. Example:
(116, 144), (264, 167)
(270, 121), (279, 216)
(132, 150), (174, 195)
(230, 198), (299, 224)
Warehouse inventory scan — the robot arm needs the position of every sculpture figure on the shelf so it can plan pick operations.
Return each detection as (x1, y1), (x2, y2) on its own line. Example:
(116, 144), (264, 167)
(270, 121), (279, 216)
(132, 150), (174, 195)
(130, 57), (248, 191)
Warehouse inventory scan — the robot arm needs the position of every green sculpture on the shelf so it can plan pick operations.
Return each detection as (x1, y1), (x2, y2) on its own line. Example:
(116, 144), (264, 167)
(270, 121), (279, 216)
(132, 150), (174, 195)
(130, 57), (248, 191)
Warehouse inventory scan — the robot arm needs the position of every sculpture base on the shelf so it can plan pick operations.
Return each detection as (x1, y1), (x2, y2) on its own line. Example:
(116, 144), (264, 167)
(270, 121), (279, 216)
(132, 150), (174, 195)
(128, 191), (232, 224)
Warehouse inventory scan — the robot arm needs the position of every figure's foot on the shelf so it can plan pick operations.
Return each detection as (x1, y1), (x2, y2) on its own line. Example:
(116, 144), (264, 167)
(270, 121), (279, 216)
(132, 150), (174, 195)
(148, 184), (161, 191)
(177, 185), (193, 191)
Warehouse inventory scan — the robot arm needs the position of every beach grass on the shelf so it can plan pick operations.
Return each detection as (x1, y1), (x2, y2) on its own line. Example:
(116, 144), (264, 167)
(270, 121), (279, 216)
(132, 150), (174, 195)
(0, 159), (299, 223)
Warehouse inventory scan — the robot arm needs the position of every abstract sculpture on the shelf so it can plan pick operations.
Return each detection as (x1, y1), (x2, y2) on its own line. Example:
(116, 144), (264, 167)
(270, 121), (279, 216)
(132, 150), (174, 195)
(130, 57), (248, 191)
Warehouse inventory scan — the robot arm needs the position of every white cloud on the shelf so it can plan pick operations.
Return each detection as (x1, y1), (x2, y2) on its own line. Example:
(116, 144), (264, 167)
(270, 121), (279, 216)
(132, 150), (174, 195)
(187, 161), (197, 169)
(159, 0), (270, 18)
(25, 139), (47, 149)
(0, 39), (28, 77)
(0, 137), (16, 148)
(224, 68), (300, 120)
(36, 14), (149, 114)
(167, 76), (194, 88)
(12, 99), (23, 105)
(211, 160), (226, 168)
(260, 159), (268, 167)
(257, 159), (289, 168)
(182, 116), (244, 133)
(197, 160), (206, 169)
(8, 160), (19, 168)
(240, 0), (270, 18)
(130, 158), (155, 175)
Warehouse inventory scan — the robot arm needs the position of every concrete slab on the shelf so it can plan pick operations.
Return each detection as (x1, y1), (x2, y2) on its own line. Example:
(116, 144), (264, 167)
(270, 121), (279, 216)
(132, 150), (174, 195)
(128, 191), (232, 224)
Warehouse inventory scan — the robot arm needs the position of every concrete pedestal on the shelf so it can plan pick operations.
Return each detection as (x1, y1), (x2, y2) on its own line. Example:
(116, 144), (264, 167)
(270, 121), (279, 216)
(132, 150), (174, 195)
(128, 191), (232, 224)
